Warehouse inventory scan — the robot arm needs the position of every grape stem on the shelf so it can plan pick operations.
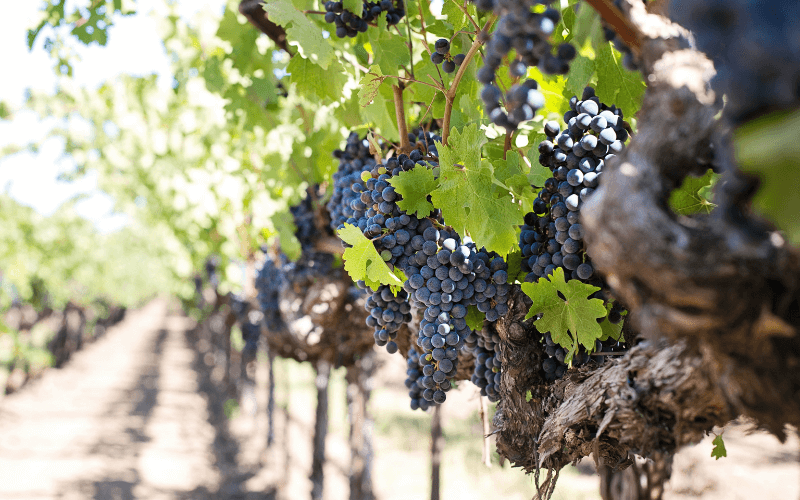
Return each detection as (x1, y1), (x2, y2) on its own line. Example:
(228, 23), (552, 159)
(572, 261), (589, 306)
(442, 15), (497, 146)
(584, 0), (642, 56)
(392, 84), (411, 152)
(503, 130), (512, 159)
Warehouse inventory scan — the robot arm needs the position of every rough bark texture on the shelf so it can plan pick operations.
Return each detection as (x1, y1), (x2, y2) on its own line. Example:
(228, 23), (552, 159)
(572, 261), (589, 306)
(599, 452), (673, 500)
(581, 0), (800, 437)
(311, 360), (330, 500)
(487, 0), (800, 492)
(268, 266), (374, 368)
(347, 352), (376, 500)
(430, 404), (442, 500)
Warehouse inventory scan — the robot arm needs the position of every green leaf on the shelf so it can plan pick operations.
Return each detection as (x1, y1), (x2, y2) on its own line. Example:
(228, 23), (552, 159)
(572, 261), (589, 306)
(343, 0), (362, 15)
(262, 0), (334, 69)
(594, 42), (645, 118)
(389, 164), (437, 217)
(711, 434), (727, 460)
(272, 211), (302, 261)
(565, 54), (595, 99)
(505, 248), (523, 283)
(368, 29), (410, 76)
(361, 83), (400, 141)
(598, 316), (623, 342)
(669, 168), (717, 215)
(432, 124), (522, 255)
(736, 110), (800, 244)
(288, 57), (346, 103)
(465, 305), (485, 331)
(441, 0), (469, 32)
(521, 267), (607, 355)
(359, 65), (387, 107)
(338, 223), (405, 291)
(525, 390), (532, 402)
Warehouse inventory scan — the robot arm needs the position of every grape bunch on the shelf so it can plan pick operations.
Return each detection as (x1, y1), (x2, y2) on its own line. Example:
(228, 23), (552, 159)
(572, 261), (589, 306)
(519, 87), (631, 379)
(521, 86), (630, 284)
(402, 224), (511, 405)
(473, 0), (575, 130)
(430, 38), (466, 75)
(256, 256), (285, 332)
(323, 0), (405, 38)
(241, 320), (261, 355)
(468, 324), (502, 402)
(327, 130), (442, 354)
(284, 188), (337, 286)
(366, 285), (412, 354)
(404, 348), (433, 411)
(669, 0), (800, 123)
(327, 133), (378, 232)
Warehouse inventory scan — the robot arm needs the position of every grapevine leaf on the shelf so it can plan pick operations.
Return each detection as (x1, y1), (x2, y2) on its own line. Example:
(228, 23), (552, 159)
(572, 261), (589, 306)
(272, 211), (302, 262)
(343, 0), (362, 15)
(361, 84), (400, 141)
(338, 223), (405, 291)
(432, 124), (522, 256)
(669, 168), (717, 215)
(525, 390), (533, 402)
(736, 110), (800, 244)
(368, 29), (410, 76)
(495, 152), (537, 214)
(287, 56), (346, 102)
(262, 0), (334, 69)
(359, 65), (387, 107)
(521, 267), (607, 354)
(598, 316), (623, 342)
(425, 20), (454, 38)
(388, 165), (437, 217)
(465, 305), (485, 331)
(711, 434), (727, 460)
(505, 248), (523, 284)
(527, 67), (570, 117)
(565, 54), (595, 99)
(594, 41), (645, 118)
(441, 0), (468, 32)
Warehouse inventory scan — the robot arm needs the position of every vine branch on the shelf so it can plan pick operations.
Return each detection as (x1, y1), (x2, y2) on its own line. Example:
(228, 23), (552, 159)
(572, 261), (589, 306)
(584, 0), (642, 56)
(393, 84), (411, 152)
(442, 15), (496, 145)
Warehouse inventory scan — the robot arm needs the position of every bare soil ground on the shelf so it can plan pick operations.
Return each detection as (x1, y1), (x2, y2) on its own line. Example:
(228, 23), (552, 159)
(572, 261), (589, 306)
(1, 300), (798, 500)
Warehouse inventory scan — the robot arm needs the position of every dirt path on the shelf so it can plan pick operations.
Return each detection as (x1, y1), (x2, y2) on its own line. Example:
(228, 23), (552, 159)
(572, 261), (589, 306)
(0, 300), (221, 500)
(1, 300), (798, 500)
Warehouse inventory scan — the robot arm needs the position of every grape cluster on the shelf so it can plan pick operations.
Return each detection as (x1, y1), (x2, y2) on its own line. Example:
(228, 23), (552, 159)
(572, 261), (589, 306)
(473, 0), (575, 130)
(468, 324), (502, 401)
(521, 87), (630, 283)
(404, 348), (433, 411)
(402, 225), (511, 405)
(327, 130), (442, 354)
(327, 133), (378, 232)
(430, 38), (466, 75)
(366, 285), (412, 354)
(323, 0), (405, 38)
(241, 320), (261, 355)
(284, 189), (337, 286)
(256, 256), (284, 331)
(669, 0), (800, 123)
(326, 127), (512, 408)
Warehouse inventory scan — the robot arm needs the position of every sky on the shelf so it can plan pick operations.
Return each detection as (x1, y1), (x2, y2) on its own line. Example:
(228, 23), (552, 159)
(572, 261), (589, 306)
(0, 0), (226, 232)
